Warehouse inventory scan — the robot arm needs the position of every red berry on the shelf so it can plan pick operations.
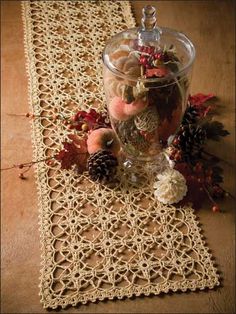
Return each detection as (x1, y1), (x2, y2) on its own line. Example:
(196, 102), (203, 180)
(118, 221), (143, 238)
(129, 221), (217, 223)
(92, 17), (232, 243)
(47, 160), (55, 166)
(139, 56), (148, 66)
(143, 46), (149, 53)
(19, 173), (26, 180)
(25, 113), (30, 117)
(212, 205), (220, 212)
(195, 162), (203, 171)
(175, 152), (182, 161)
(146, 47), (152, 54)
(70, 115), (77, 122)
(154, 53), (162, 60)
(197, 177), (204, 184)
(173, 138), (180, 146)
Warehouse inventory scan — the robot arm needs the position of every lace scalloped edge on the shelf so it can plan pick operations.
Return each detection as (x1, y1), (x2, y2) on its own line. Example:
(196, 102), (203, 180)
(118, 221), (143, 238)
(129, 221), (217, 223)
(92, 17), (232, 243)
(43, 279), (220, 309)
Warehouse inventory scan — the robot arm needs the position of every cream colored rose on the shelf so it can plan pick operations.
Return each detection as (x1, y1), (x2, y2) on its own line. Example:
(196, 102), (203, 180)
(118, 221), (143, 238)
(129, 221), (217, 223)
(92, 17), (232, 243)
(153, 168), (187, 204)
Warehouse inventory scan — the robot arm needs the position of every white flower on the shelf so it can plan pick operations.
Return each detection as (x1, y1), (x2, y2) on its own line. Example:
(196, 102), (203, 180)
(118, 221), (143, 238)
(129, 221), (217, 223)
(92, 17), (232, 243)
(153, 168), (187, 204)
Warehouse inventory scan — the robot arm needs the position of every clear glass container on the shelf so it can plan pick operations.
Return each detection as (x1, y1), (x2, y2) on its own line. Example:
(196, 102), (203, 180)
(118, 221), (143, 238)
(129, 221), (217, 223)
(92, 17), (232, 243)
(102, 5), (195, 164)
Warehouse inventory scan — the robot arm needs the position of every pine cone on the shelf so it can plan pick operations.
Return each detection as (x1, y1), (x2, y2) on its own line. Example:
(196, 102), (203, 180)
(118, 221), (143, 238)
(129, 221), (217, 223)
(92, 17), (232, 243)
(175, 125), (206, 157)
(87, 150), (118, 182)
(181, 104), (199, 125)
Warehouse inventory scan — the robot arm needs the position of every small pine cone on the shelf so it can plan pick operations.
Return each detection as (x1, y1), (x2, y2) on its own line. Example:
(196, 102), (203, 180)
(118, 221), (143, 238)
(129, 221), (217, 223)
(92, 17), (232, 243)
(181, 104), (199, 125)
(87, 150), (118, 182)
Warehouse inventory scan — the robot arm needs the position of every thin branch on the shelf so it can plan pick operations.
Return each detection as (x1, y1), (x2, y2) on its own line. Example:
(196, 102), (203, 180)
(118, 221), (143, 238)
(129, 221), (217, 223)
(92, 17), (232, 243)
(1, 157), (53, 171)
(203, 185), (215, 204)
(6, 113), (69, 120)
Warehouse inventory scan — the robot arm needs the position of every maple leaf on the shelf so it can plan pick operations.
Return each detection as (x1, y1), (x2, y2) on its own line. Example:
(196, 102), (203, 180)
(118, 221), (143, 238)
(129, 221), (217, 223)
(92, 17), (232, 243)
(55, 135), (88, 172)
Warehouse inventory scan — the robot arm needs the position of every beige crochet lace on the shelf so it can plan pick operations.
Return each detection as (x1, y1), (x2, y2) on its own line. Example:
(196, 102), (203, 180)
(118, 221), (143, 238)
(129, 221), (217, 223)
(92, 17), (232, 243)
(22, 1), (219, 309)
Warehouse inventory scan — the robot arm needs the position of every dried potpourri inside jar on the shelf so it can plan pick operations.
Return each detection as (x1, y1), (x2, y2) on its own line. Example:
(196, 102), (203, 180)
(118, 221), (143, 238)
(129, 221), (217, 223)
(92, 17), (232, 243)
(102, 5), (195, 163)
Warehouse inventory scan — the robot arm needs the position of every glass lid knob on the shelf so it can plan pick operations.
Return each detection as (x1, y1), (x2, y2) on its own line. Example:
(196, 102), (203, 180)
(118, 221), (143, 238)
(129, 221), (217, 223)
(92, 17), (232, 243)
(138, 5), (162, 47)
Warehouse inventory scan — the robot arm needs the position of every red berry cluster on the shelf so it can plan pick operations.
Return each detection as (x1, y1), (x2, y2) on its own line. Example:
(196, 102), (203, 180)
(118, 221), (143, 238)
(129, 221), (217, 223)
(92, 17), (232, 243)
(24, 109), (111, 133)
(177, 161), (226, 212)
(1, 156), (55, 180)
(69, 109), (110, 132)
(138, 45), (165, 69)
(25, 112), (66, 122)
(169, 147), (183, 162)
(195, 163), (226, 212)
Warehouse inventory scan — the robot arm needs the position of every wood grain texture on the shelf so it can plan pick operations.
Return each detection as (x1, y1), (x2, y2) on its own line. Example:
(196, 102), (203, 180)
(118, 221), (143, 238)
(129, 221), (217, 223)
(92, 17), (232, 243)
(1, 1), (235, 313)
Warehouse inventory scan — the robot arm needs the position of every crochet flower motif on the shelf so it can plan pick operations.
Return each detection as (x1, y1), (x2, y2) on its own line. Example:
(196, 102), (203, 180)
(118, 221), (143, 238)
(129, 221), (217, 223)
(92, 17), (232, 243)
(153, 168), (187, 204)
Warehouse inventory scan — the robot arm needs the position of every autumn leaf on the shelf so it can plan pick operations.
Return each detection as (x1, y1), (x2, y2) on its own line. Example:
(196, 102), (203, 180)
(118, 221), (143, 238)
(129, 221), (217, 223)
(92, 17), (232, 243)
(203, 121), (230, 141)
(188, 93), (216, 118)
(189, 93), (215, 106)
(55, 135), (88, 172)
(70, 109), (110, 131)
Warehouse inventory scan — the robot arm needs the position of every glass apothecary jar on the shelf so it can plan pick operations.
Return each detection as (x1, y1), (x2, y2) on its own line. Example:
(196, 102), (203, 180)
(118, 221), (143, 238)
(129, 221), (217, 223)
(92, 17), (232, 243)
(102, 6), (195, 164)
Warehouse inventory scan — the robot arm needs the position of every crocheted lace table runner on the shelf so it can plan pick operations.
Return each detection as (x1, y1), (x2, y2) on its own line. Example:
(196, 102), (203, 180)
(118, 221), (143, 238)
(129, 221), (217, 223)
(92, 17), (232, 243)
(22, 0), (219, 309)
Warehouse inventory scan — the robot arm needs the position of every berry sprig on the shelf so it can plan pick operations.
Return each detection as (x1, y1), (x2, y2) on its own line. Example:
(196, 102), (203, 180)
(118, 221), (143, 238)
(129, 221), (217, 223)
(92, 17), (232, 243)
(2, 109), (113, 180)
(169, 94), (231, 212)
(7, 112), (69, 123)
(137, 44), (180, 76)
(69, 109), (110, 132)
(7, 109), (111, 132)
(1, 157), (55, 179)
(139, 50), (164, 69)
(175, 161), (232, 212)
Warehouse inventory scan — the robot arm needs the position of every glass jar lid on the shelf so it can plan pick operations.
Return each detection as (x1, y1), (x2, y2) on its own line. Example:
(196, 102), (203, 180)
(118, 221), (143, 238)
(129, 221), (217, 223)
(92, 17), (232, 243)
(102, 5), (195, 83)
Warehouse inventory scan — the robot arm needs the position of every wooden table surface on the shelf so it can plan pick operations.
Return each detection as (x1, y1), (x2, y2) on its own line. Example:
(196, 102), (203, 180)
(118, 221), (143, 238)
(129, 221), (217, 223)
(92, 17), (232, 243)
(1, 1), (235, 313)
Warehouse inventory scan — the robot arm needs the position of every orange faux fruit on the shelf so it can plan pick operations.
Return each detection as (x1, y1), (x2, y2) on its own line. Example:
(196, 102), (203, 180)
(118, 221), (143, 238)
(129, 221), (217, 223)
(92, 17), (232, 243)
(108, 96), (130, 121)
(124, 99), (148, 116)
(87, 128), (120, 155)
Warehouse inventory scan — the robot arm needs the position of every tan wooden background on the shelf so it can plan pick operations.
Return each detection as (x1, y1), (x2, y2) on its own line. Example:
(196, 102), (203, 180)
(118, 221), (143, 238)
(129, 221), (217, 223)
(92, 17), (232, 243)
(1, 1), (235, 313)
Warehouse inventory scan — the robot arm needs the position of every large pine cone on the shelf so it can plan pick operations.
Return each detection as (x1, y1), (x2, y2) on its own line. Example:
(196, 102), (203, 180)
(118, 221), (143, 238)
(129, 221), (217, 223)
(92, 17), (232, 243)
(175, 124), (206, 156)
(87, 150), (118, 182)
